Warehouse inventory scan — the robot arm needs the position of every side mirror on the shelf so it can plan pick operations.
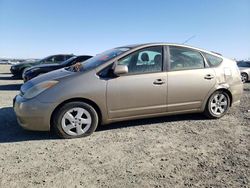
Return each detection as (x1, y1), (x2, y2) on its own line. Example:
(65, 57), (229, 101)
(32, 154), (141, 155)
(114, 64), (128, 76)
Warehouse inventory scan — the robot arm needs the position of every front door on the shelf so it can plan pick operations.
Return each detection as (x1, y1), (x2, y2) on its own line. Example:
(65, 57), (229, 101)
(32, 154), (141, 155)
(107, 46), (167, 119)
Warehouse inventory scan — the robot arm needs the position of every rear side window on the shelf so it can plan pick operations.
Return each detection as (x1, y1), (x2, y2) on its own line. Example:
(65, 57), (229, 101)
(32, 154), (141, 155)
(203, 53), (223, 67)
(237, 61), (250, 67)
(169, 46), (205, 71)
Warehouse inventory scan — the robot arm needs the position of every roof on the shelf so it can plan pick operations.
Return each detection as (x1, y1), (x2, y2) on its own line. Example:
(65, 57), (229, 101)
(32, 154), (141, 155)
(118, 43), (223, 57)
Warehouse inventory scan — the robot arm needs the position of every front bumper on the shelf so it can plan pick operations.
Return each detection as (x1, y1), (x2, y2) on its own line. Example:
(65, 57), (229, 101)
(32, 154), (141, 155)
(10, 67), (19, 75)
(13, 95), (56, 131)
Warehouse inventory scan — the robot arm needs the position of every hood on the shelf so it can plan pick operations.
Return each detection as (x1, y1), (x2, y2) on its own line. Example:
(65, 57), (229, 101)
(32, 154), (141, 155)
(21, 68), (75, 94)
(12, 61), (39, 69)
(14, 60), (38, 67)
(28, 63), (59, 70)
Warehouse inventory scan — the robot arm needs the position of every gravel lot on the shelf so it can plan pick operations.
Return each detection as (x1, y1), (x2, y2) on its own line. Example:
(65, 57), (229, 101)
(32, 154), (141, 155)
(0, 64), (249, 188)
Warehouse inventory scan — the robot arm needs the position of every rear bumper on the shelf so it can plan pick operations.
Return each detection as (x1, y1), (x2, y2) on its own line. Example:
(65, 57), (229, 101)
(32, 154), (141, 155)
(13, 95), (56, 131)
(231, 100), (240, 108)
(231, 82), (243, 106)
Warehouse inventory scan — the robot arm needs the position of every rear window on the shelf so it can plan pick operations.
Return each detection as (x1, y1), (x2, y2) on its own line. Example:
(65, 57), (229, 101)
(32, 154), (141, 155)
(203, 53), (223, 67)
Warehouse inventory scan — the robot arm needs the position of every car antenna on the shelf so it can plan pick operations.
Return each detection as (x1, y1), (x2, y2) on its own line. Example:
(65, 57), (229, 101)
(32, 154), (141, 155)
(182, 35), (196, 44)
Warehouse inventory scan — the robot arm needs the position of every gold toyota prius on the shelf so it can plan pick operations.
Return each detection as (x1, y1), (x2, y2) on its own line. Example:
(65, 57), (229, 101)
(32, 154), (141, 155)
(14, 43), (243, 139)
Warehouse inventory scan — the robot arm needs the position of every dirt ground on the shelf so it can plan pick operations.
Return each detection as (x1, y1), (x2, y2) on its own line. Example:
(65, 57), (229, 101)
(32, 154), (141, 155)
(0, 64), (249, 188)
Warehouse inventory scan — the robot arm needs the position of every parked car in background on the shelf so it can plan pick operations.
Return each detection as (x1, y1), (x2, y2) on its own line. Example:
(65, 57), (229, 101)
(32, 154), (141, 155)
(22, 55), (93, 82)
(14, 43), (243, 139)
(0, 60), (9, 64)
(0, 59), (26, 65)
(237, 61), (250, 83)
(10, 54), (74, 77)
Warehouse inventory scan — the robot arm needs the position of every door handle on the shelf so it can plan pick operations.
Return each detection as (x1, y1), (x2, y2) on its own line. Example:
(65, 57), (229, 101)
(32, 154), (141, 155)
(153, 79), (165, 85)
(204, 74), (214, 80)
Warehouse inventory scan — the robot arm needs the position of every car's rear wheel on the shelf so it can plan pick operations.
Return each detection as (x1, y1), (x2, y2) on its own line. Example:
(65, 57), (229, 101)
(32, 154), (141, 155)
(241, 73), (248, 83)
(53, 102), (98, 139)
(204, 91), (230, 119)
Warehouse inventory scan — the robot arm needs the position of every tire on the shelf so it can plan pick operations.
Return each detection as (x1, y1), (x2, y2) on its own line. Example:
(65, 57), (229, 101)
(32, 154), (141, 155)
(52, 102), (99, 139)
(241, 73), (248, 83)
(204, 91), (230, 119)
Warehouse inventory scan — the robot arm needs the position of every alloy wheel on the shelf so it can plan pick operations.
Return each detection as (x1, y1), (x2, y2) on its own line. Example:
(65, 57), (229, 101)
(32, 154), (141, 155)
(241, 73), (248, 83)
(61, 107), (92, 136)
(210, 93), (228, 116)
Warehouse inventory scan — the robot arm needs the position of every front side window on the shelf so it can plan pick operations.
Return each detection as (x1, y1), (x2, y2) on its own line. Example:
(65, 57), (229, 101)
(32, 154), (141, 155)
(117, 46), (163, 74)
(40, 56), (60, 64)
(170, 46), (205, 71)
(39, 57), (51, 64)
(53, 55), (65, 63)
(203, 53), (223, 67)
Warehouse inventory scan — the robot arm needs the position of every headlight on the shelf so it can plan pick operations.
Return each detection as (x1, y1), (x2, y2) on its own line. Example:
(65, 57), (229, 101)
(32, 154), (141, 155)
(23, 80), (58, 99)
(23, 68), (37, 78)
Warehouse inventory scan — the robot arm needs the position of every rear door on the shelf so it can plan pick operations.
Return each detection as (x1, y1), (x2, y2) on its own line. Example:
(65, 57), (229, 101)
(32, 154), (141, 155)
(167, 46), (216, 112)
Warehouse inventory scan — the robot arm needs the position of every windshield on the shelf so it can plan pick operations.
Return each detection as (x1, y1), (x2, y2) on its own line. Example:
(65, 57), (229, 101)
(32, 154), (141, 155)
(78, 48), (130, 72)
(38, 56), (52, 64)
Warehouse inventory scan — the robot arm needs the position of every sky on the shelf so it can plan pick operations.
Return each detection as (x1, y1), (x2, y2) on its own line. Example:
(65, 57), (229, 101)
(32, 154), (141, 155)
(0, 0), (249, 59)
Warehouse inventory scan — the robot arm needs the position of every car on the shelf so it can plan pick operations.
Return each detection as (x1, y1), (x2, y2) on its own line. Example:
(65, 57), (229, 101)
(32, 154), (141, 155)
(22, 55), (93, 82)
(13, 43), (243, 139)
(10, 54), (74, 77)
(237, 61), (250, 83)
(0, 60), (9, 64)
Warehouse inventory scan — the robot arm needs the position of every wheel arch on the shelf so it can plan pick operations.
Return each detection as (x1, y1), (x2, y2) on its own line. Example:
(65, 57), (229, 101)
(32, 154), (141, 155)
(50, 98), (102, 130)
(216, 88), (233, 106)
(241, 71), (249, 79)
(202, 87), (233, 112)
(210, 88), (233, 105)
(241, 71), (248, 75)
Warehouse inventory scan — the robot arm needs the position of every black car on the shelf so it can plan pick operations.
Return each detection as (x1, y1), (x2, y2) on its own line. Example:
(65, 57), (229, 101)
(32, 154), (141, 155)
(10, 54), (74, 77)
(23, 55), (93, 82)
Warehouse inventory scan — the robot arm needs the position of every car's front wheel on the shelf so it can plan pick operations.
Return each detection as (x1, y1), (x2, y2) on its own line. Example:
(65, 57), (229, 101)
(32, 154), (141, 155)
(53, 102), (99, 139)
(241, 73), (248, 83)
(204, 91), (230, 119)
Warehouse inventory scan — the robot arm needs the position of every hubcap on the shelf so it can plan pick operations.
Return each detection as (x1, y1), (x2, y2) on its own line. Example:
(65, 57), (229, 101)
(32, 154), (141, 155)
(61, 107), (92, 136)
(210, 93), (228, 115)
(241, 74), (247, 83)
